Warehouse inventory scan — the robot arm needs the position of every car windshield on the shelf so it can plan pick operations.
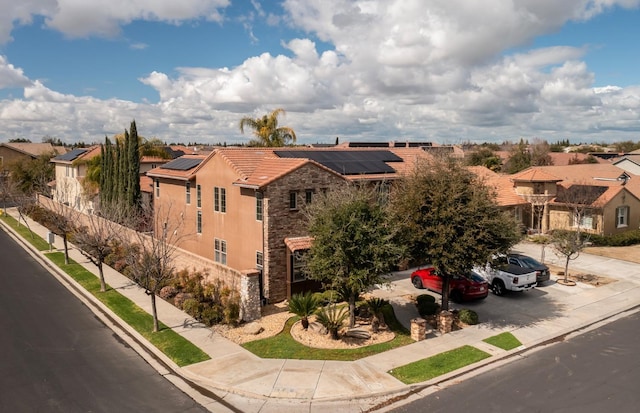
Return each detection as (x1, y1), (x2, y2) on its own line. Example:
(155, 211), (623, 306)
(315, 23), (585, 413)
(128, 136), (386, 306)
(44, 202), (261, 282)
(518, 256), (543, 268)
(468, 271), (485, 283)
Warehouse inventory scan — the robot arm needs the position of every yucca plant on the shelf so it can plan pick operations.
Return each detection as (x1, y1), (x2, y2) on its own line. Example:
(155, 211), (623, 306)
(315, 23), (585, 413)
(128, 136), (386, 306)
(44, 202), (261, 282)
(315, 304), (349, 340)
(366, 297), (388, 333)
(288, 291), (321, 329)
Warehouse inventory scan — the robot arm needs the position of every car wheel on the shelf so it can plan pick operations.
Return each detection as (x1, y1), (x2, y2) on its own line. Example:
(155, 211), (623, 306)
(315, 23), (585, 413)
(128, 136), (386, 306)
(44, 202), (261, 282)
(412, 277), (424, 289)
(492, 280), (506, 296)
(450, 290), (463, 303)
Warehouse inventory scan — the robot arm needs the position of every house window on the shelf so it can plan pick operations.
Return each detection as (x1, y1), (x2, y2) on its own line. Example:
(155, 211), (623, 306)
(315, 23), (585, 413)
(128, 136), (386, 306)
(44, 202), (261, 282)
(65, 165), (70, 177)
(533, 183), (545, 195)
(292, 250), (306, 282)
(289, 191), (298, 210)
(376, 183), (390, 205)
(196, 211), (202, 234)
(305, 189), (313, 204)
(214, 238), (227, 265)
(256, 192), (263, 221)
(617, 206), (629, 228)
(573, 214), (594, 230)
(196, 185), (201, 208)
(214, 187), (226, 212)
(155, 179), (160, 197)
(256, 251), (263, 269)
(185, 182), (191, 204)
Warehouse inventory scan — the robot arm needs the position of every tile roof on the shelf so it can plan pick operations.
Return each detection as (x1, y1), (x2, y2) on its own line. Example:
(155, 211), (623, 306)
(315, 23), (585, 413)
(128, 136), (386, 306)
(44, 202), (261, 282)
(2, 142), (67, 157)
(467, 166), (528, 207)
(284, 236), (313, 251)
(517, 164), (640, 207)
(510, 168), (563, 182)
(146, 154), (207, 180)
(241, 157), (319, 188)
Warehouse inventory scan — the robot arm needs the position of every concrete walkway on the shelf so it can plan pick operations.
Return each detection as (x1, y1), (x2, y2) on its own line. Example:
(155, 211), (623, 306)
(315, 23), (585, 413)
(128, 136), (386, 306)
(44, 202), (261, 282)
(2, 207), (640, 413)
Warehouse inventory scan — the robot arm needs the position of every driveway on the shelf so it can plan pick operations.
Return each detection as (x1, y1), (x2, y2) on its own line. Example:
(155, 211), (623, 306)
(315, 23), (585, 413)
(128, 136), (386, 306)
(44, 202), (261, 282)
(370, 245), (613, 330)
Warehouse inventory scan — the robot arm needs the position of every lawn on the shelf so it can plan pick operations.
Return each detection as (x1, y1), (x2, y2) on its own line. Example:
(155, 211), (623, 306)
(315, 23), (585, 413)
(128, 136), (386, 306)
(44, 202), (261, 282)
(389, 345), (491, 384)
(242, 304), (414, 360)
(0, 213), (51, 251)
(44, 252), (211, 367)
(483, 332), (522, 350)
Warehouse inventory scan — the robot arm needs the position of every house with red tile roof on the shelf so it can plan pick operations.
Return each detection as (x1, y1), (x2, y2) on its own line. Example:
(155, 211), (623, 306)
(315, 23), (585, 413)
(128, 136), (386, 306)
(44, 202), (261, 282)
(0, 142), (67, 171)
(510, 164), (640, 235)
(146, 146), (432, 303)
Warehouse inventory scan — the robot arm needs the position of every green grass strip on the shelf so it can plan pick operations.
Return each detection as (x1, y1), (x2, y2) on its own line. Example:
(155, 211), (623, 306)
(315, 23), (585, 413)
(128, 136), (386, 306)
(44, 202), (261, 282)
(242, 304), (414, 360)
(0, 213), (51, 251)
(389, 345), (491, 384)
(483, 332), (522, 350)
(46, 252), (210, 367)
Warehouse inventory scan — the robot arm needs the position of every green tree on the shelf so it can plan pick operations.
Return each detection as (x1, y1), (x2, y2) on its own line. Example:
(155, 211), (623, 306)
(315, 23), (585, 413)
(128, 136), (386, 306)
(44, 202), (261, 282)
(8, 152), (56, 197)
(466, 146), (502, 171)
(503, 139), (532, 174)
(239, 108), (297, 147)
(127, 120), (141, 210)
(303, 183), (404, 328)
(390, 157), (522, 311)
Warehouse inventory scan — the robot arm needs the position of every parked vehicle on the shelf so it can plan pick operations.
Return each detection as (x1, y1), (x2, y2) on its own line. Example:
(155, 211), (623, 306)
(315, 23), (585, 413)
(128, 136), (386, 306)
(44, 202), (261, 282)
(410, 267), (489, 302)
(508, 253), (551, 284)
(475, 256), (537, 296)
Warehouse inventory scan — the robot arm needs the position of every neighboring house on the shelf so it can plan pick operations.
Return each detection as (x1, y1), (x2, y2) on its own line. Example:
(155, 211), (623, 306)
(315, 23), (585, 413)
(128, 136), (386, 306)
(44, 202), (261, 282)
(50, 146), (101, 213)
(467, 166), (529, 226)
(612, 155), (640, 176)
(0, 142), (66, 170)
(510, 164), (640, 236)
(147, 146), (432, 303)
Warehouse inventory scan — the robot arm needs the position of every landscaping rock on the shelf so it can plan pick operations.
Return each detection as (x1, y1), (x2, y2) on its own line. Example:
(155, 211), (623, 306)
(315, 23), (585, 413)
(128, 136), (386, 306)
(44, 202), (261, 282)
(344, 328), (371, 339)
(242, 322), (264, 335)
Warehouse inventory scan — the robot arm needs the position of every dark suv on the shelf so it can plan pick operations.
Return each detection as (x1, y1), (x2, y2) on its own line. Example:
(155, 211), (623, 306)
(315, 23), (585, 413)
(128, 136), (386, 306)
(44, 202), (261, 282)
(507, 253), (551, 284)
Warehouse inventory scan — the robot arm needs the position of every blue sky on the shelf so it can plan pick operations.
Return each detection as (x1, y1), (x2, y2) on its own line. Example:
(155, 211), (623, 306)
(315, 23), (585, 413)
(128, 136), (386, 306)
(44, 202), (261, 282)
(0, 0), (639, 145)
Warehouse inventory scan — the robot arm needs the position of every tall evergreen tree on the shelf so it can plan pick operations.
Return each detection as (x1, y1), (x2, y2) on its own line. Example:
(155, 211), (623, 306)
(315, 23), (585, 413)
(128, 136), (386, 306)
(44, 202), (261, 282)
(127, 120), (141, 209)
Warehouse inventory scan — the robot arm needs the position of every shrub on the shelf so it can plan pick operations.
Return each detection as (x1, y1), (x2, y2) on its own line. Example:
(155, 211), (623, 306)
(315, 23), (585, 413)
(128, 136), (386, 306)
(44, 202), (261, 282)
(416, 294), (439, 316)
(589, 230), (640, 247)
(315, 304), (349, 340)
(159, 285), (178, 300)
(173, 292), (193, 309)
(313, 290), (338, 306)
(288, 292), (321, 329)
(200, 305), (224, 325)
(181, 298), (200, 317)
(458, 309), (479, 325)
(366, 297), (389, 332)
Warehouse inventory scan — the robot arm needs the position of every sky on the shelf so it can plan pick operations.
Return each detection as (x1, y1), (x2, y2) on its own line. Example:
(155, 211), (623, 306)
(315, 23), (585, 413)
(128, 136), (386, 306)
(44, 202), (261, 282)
(0, 0), (639, 146)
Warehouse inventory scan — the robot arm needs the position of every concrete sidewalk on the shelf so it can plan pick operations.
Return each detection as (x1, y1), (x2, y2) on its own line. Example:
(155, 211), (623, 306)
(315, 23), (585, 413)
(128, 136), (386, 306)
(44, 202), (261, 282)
(2, 207), (640, 413)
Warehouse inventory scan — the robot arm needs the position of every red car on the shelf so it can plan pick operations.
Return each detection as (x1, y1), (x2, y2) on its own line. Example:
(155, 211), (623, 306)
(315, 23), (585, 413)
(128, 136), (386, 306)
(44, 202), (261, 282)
(410, 267), (489, 302)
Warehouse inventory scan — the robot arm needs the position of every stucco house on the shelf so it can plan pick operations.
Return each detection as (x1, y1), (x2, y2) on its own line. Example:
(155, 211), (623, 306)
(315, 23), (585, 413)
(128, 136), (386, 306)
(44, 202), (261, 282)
(0, 142), (66, 171)
(510, 164), (640, 236)
(146, 146), (432, 303)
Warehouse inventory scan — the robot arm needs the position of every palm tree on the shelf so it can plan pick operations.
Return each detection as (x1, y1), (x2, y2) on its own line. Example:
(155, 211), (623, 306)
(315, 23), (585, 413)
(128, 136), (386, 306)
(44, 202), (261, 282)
(239, 108), (297, 147)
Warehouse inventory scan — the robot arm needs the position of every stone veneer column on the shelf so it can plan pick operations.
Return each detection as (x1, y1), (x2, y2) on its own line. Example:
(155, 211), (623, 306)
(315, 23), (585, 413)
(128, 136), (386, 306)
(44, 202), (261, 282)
(240, 270), (261, 322)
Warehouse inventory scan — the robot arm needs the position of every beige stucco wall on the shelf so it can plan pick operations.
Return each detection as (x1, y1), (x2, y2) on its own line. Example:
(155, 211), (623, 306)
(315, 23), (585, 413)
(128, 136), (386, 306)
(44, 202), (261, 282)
(53, 162), (94, 213)
(514, 181), (557, 197)
(546, 189), (640, 235)
(0, 147), (32, 170)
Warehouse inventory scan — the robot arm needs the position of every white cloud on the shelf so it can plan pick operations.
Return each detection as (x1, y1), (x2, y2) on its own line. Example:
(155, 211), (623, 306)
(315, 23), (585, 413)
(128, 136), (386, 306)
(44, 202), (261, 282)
(0, 0), (230, 43)
(2, 0), (640, 143)
(0, 55), (32, 89)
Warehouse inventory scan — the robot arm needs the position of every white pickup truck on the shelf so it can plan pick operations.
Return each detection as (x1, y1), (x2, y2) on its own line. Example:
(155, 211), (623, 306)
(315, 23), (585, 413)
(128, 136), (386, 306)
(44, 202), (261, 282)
(475, 256), (537, 296)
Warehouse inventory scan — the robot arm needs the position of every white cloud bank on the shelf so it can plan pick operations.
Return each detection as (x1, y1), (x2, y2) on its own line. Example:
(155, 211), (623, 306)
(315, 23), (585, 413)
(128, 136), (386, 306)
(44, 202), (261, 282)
(0, 0), (639, 144)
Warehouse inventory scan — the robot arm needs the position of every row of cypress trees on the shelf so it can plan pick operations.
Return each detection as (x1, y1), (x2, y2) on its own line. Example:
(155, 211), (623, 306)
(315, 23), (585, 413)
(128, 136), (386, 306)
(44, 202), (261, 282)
(99, 120), (141, 216)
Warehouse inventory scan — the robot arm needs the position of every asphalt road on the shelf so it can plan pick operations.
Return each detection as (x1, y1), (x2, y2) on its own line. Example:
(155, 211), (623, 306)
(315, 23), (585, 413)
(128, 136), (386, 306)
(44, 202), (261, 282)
(0, 228), (208, 412)
(389, 310), (640, 413)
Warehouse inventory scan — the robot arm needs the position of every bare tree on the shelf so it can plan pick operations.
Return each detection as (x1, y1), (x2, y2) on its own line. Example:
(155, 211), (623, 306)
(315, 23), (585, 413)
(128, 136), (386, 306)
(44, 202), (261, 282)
(124, 205), (186, 332)
(38, 196), (78, 265)
(551, 183), (605, 283)
(71, 205), (124, 292)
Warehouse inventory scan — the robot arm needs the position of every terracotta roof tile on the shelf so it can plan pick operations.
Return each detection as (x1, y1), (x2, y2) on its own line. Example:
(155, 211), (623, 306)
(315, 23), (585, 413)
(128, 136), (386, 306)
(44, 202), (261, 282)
(468, 166), (528, 207)
(510, 168), (563, 182)
(285, 236), (313, 251)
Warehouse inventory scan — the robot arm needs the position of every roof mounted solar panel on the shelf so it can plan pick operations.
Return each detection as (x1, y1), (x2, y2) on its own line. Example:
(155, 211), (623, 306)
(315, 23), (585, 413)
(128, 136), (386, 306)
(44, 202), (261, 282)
(274, 150), (401, 175)
(54, 148), (87, 162)
(160, 157), (202, 171)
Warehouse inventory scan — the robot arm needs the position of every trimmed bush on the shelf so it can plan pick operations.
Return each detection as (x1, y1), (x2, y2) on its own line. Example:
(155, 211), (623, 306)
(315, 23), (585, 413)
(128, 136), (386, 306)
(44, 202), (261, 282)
(458, 309), (479, 325)
(416, 294), (439, 316)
